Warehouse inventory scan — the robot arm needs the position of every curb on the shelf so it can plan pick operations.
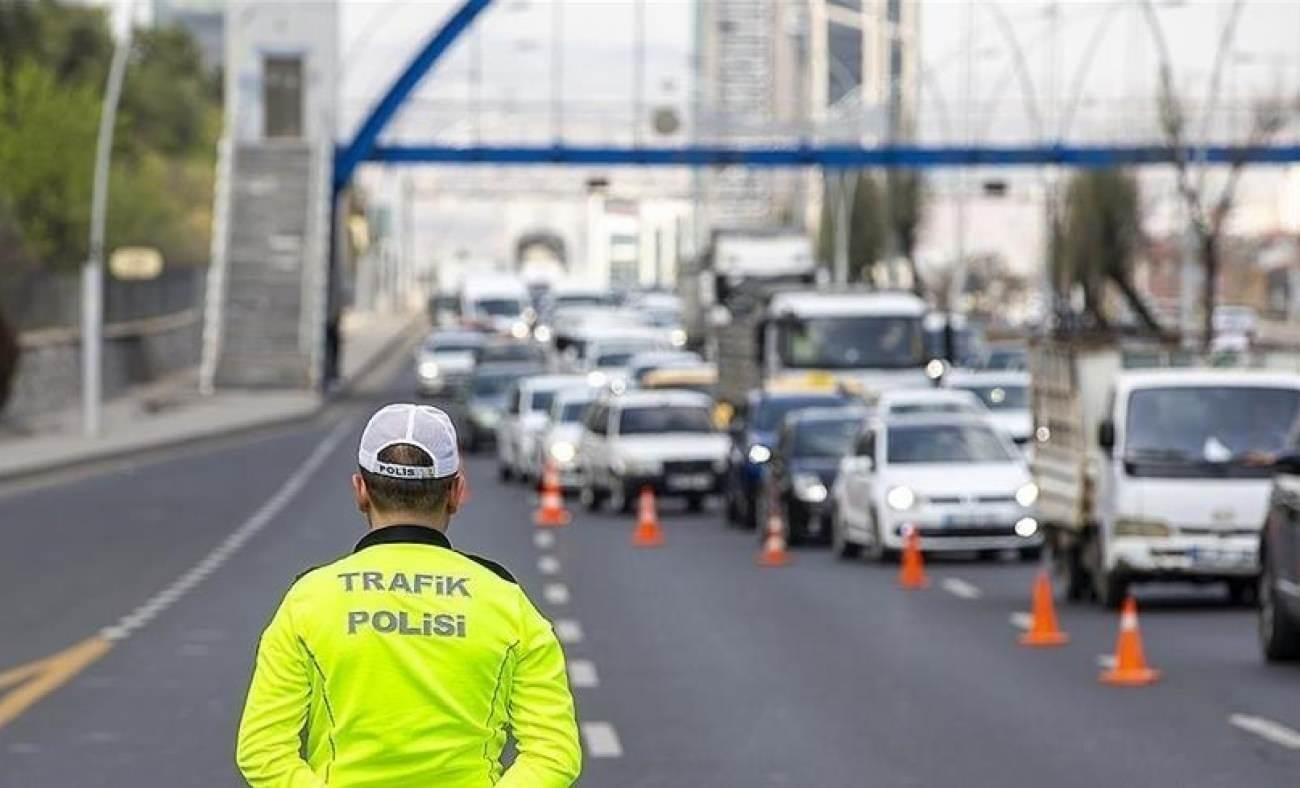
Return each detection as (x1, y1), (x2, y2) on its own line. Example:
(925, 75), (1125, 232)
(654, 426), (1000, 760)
(0, 314), (424, 486)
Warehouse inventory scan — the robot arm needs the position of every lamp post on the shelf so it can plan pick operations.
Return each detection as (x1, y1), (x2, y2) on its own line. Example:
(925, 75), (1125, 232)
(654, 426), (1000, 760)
(82, 0), (136, 438)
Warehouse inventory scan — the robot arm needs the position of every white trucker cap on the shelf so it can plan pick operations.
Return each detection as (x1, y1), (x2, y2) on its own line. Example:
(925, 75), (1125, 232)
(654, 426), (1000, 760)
(358, 404), (460, 480)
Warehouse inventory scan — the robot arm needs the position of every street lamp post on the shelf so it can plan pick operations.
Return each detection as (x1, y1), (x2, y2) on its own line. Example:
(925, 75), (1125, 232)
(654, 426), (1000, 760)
(82, 0), (136, 438)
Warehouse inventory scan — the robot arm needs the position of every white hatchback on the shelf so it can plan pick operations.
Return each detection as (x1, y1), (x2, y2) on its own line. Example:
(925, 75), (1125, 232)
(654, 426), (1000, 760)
(496, 374), (586, 483)
(830, 414), (1041, 561)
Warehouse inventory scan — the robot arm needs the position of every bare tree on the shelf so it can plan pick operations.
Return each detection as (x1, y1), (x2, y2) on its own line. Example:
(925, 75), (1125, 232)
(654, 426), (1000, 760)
(885, 169), (926, 297)
(1142, 0), (1300, 348)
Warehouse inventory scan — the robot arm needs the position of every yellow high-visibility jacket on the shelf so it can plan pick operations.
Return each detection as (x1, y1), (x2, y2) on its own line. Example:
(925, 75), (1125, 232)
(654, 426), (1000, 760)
(235, 525), (582, 787)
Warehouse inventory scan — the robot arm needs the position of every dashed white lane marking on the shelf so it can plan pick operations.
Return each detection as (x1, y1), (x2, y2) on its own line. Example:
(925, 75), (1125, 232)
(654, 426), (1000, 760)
(581, 722), (623, 758)
(1009, 612), (1033, 631)
(554, 619), (584, 644)
(100, 418), (355, 642)
(568, 659), (599, 688)
(543, 583), (570, 605)
(538, 555), (561, 575)
(534, 531), (556, 549)
(1097, 654), (1117, 670)
(940, 578), (982, 600)
(1229, 714), (1300, 751)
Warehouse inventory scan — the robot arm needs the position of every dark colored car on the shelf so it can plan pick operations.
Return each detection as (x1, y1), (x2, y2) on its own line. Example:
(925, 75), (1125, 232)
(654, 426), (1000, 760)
(458, 363), (542, 451)
(477, 339), (547, 367)
(723, 390), (853, 529)
(758, 407), (867, 545)
(1259, 447), (1300, 661)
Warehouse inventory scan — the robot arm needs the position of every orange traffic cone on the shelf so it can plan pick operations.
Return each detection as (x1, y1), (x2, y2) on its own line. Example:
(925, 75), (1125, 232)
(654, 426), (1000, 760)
(1020, 570), (1069, 647)
(631, 487), (665, 548)
(533, 462), (570, 528)
(1100, 596), (1160, 686)
(898, 527), (929, 589)
(756, 498), (790, 567)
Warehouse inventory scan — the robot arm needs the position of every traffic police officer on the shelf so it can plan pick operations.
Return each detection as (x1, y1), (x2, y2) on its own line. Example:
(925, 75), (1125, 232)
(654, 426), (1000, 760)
(236, 404), (582, 787)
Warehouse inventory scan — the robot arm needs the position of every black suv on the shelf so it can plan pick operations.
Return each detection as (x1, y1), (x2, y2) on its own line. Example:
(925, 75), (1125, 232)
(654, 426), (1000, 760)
(757, 406), (867, 546)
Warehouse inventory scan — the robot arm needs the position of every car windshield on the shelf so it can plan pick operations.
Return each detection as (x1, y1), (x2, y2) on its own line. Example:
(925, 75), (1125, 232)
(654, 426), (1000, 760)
(887, 423), (1016, 464)
(777, 315), (925, 369)
(596, 351), (636, 368)
(753, 396), (846, 431)
(643, 308), (681, 328)
(558, 401), (591, 422)
(1124, 386), (1300, 477)
(480, 343), (541, 363)
(475, 298), (522, 317)
(528, 390), (557, 413)
(793, 419), (859, 457)
(958, 384), (1028, 411)
(619, 406), (714, 435)
(889, 402), (977, 415)
(425, 338), (480, 354)
(983, 348), (1027, 370)
(471, 373), (520, 397)
(554, 294), (610, 309)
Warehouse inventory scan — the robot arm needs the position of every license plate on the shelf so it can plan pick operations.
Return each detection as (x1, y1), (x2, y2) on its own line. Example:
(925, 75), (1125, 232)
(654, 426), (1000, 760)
(667, 473), (713, 491)
(1189, 548), (1251, 567)
(941, 514), (988, 528)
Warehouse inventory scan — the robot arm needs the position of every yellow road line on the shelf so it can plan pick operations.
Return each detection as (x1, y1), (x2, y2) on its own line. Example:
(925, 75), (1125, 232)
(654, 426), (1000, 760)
(0, 636), (113, 730)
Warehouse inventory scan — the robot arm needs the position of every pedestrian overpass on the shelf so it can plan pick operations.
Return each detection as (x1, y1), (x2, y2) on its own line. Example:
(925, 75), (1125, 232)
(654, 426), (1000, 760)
(202, 0), (1300, 392)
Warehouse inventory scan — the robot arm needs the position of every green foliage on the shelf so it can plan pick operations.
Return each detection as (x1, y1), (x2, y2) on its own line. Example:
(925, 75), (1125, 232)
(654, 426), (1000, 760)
(1059, 169), (1163, 334)
(0, 61), (99, 265)
(0, 0), (219, 271)
(885, 169), (926, 295)
(848, 172), (885, 283)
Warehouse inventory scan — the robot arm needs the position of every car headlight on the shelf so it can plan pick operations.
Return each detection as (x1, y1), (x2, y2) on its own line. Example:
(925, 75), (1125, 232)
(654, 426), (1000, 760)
(1015, 482), (1039, 508)
(670, 328), (687, 347)
(1014, 517), (1039, 537)
(534, 325), (553, 343)
(886, 485), (916, 512)
(510, 321), (530, 339)
(1114, 517), (1171, 538)
(418, 361), (440, 379)
(587, 371), (608, 388)
(747, 444), (772, 464)
(613, 457), (661, 476)
(550, 441), (577, 464)
(793, 473), (828, 503)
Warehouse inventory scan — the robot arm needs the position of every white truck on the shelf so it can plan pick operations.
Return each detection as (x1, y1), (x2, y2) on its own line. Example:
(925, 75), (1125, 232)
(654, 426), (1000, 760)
(459, 273), (529, 336)
(1031, 337), (1300, 607)
(715, 288), (932, 407)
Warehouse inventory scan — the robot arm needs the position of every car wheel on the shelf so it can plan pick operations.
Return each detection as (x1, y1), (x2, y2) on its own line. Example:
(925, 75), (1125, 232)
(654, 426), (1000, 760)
(832, 509), (862, 560)
(1094, 567), (1128, 610)
(1018, 546), (1044, 563)
(785, 501), (807, 547)
(1228, 579), (1256, 606)
(739, 485), (758, 531)
(686, 494), (705, 514)
(498, 463), (512, 482)
(1050, 536), (1090, 604)
(580, 479), (604, 512)
(724, 490), (740, 525)
(1260, 555), (1300, 662)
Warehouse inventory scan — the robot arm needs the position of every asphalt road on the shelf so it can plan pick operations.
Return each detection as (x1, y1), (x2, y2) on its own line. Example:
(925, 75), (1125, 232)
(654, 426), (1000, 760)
(2, 358), (1298, 787)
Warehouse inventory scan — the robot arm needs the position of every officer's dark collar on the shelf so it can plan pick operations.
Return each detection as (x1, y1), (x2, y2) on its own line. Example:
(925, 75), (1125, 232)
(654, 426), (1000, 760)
(354, 524), (452, 553)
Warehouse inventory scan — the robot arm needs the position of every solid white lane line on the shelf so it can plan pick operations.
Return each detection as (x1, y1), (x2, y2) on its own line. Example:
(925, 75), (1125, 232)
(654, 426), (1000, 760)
(940, 578), (982, 600)
(543, 583), (570, 605)
(100, 418), (355, 642)
(1229, 714), (1300, 751)
(1009, 612), (1033, 631)
(554, 619), (584, 644)
(538, 555), (561, 575)
(581, 722), (623, 758)
(568, 659), (599, 688)
(534, 531), (556, 549)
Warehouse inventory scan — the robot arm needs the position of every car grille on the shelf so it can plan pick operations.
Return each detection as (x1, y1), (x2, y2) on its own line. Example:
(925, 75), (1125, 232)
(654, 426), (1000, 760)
(914, 525), (1017, 538)
(664, 460), (715, 475)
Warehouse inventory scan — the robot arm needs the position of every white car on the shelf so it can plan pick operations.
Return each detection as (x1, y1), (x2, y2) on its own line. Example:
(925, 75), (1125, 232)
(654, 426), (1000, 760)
(496, 374), (585, 482)
(830, 414), (1041, 561)
(946, 370), (1032, 447)
(536, 387), (599, 490)
(873, 387), (987, 418)
(578, 390), (730, 513)
(579, 331), (670, 389)
(415, 330), (485, 396)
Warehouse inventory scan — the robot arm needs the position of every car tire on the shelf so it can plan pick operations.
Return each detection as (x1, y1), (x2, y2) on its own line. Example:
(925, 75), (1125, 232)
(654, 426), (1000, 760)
(686, 494), (705, 514)
(1018, 546), (1043, 562)
(1260, 554), (1300, 662)
(1094, 568), (1128, 610)
(1228, 579), (1256, 606)
(785, 501), (808, 547)
(832, 510), (862, 560)
(498, 463), (512, 482)
(1050, 535), (1090, 604)
(724, 490), (740, 525)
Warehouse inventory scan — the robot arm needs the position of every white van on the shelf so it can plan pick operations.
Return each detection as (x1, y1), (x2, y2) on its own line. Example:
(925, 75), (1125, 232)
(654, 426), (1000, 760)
(460, 274), (529, 336)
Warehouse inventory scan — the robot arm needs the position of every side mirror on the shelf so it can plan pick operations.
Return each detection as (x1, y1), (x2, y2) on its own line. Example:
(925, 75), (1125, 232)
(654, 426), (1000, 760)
(1098, 420), (1115, 453)
(1274, 450), (1300, 475)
